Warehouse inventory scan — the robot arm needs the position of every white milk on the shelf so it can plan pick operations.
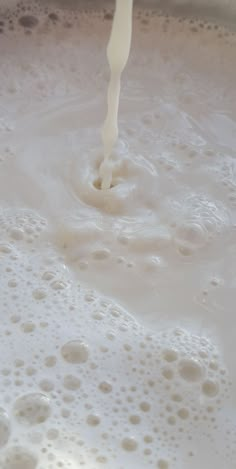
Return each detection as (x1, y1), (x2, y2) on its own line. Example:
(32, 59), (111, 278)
(0, 2), (236, 469)
(100, 0), (133, 190)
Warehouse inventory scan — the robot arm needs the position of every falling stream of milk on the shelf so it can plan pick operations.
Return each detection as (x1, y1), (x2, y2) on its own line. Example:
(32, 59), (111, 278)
(99, 0), (133, 190)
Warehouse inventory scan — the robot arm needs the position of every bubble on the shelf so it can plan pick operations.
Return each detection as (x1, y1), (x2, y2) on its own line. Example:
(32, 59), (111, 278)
(21, 322), (35, 333)
(177, 408), (189, 420)
(13, 393), (51, 426)
(157, 459), (169, 469)
(15, 359), (24, 368)
(104, 12), (113, 20)
(96, 455), (108, 464)
(167, 415), (176, 425)
(29, 432), (43, 444)
(8, 279), (17, 288)
(202, 380), (219, 398)
(26, 367), (37, 376)
(42, 271), (55, 281)
(129, 415), (141, 425)
(0, 243), (12, 253)
(98, 381), (112, 393)
(47, 428), (59, 440)
(39, 379), (54, 392)
(61, 340), (89, 364)
(10, 228), (24, 240)
(44, 356), (57, 367)
(18, 15), (39, 28)
(48, 13), (59, 22)
(61, 408), (70, 418)
(174, 223), (207, 253)
(3, 446), (38, 469)
(0, 408), (10, 447)
(178, 359), (203, 382)
(162, 367), (174, 380)
(162, 349), (178, 362)
(140, 402), (150, 412)
(171, 393), (183, 402)
(121, 437), (138, 452)
(92, 312), (105, 321)
(92, 248), (111, 260)
(86, 414), (100, 426)
(63, 375), (81, 391)
(32, 289), (47, 300)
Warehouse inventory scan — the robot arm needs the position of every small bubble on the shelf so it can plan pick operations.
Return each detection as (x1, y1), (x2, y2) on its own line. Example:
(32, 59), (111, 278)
(42, 271), (55, 281)
(21, 322), (35, 333)
(0, 408), (11, 447)
(167, 415), (176, 425)
(0, 244), (12, 253)
(157, 460), (169, 469)
(87, 414), (100, 426)
(121, 437), (138, 452)
(177, 408), (189, 420)
(61, 340), (89, 364)
(129, 415), (141, 425)
(15, 359), (24, 368)
(63, 375), (81, 391)
(99, 381), (112, 393)
(26, 367), (37, 376)
(39, 379), (54, 392)
(140, 402), (150, 412)
(202, 380), (219, 398)
(61, 408), (70, 418)
(32, 289), (47, 300)
(92, 248), (111, 260)
(47, 428), (59, 440)
(3, 446), (38, 469)
(171, 393), (183, 402)
(162, 349), (178, 362)
(51, 280), (67, 291)
(104, 12), (113, 20)
(10, 228), (24, 240)
(18, 15), (39, 28)
(48, 12), (59, 22)
(162, 367), (174, 380)
(44, 356), (57, 368)
(178, 359), (203, 382)
(14, 393), (51, 426)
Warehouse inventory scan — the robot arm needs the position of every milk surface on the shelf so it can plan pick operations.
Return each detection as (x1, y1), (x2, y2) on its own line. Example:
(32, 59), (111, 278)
(0, 2), (236, 468)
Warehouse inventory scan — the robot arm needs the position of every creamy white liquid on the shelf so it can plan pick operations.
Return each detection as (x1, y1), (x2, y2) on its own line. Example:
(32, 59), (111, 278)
(100, 0), (133, 190)
(0, 2), (236, 469)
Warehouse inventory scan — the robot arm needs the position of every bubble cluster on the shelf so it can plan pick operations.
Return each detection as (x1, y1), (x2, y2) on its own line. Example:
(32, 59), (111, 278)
(0, 205), (232, 467)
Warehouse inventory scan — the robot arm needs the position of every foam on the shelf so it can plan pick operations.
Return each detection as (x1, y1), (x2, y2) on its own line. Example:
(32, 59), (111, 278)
(0, 2), (235, 468)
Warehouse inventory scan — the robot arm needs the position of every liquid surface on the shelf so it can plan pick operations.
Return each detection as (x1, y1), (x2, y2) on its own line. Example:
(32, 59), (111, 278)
(100, 0), (133, 190)
(0, 2), (236, 468)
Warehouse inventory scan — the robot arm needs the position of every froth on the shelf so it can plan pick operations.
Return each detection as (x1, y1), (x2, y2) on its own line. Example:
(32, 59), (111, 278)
(0, 207), (233, 467)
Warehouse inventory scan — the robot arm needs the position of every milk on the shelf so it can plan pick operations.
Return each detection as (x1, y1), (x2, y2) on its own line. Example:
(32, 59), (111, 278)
(0, 2), (236, 468)
(100, 0), (133, 190)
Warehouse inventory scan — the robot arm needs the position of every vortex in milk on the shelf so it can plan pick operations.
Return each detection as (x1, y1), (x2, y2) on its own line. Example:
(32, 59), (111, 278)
(0, 2), (236, 468)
